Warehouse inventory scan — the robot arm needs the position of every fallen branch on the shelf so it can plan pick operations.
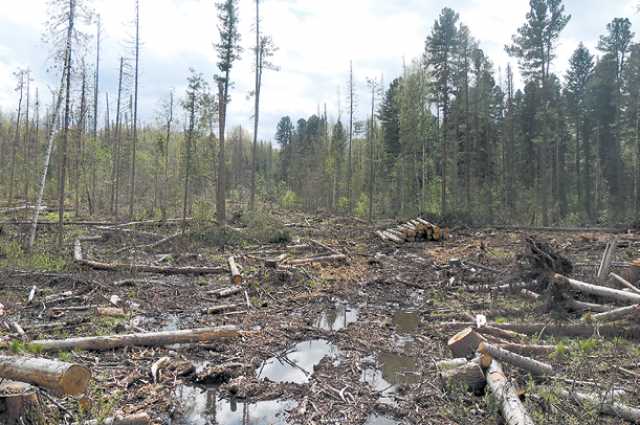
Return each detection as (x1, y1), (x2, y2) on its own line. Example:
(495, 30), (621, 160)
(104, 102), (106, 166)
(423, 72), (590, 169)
(597, 237), (617, 284)
(610, 272), (640, 294)
(11, 326), (239, 352)
(437, 321), (640, 339)
(72, 413), (151, 425)
(478, 342), (553, 376)
(287, 254), (347, 267)
(557, 388), (640, 423)
(73, 239), (227, 275)
(588, 304), (640, 323)
(0, 356), (90, 395)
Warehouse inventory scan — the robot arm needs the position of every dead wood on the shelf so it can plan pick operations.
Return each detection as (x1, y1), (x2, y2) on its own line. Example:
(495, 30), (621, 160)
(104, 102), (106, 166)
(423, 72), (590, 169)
(557, 388), (640, 423)
(588, 304), (640, 323)
(478, 342), (553, 376)
(287, 254), (347, 266)
(448, 328), (486, 358)
(437, 321), (640, 339)
(0, 380), (42, 425)
(72, 413), (151, 425)
(0, 356), (90, 395)
(523, 235), (573, 277)
(11, 326), (240, 352)
(610, 272), (640, 294)
(597, 237), (617, 284)
(484, 359), (535, 425)
(439, 360), (485, 391)
(228, 256), (242, 285)
(553, 273), (640, 304)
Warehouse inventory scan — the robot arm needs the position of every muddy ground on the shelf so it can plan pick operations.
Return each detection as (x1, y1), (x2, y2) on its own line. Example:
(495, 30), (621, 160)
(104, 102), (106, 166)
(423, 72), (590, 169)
(1, 211), (639, 425)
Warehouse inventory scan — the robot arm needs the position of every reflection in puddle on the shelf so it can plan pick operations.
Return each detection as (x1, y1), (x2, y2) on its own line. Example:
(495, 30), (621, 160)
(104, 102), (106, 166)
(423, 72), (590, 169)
(315, 302), (359, 331)
(174, 385), (294, 425)
(365, 413), (401, 425)
(361, 353), (419, 405)
(258, 339), (339, 384)
(392, 311), (419, 333)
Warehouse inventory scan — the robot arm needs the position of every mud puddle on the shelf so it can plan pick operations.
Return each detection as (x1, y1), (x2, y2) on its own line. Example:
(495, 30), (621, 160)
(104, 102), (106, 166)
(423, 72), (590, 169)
(173, 385), (294, 425)
(314, 300), (359, 331)
(258, 339), (340, 384)
(391, 310), (419, 333)
(361, 353), (420, 405)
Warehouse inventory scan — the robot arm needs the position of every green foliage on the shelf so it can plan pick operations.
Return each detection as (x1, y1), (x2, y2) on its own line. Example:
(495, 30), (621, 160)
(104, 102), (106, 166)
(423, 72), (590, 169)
(0, 239), (66, 271)
(355, 193), (368, 218)
(240, 211), (290, 244)
(192, 199), (214, 223)
(280, 190), (299, 209)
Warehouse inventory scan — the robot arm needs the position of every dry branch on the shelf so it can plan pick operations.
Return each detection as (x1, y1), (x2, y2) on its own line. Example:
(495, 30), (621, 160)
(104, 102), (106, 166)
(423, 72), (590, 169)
(228, 256), (242, 285)
(588, 304), (640, 323)
(554, 273), (640, 304)
(558, 388), (640, 423)
(287, 254), (347, 266)
(610, 272), (640, 294)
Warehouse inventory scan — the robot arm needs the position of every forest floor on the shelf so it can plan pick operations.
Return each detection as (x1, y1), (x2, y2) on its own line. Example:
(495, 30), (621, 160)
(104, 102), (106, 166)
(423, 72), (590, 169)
(1, 209), (639, 425)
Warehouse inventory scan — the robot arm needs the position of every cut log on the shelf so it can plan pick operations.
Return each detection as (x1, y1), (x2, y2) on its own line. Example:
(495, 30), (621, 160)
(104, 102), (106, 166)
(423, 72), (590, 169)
(497, 342), (557, 356)
(202, 304), (238, 315)
(96, 307), (126, 317)
(210, 286), (243, 298)
(558, 388), (640, 423)
(597, 237), (617, 284)
(74, 239), (227, 275)
(448, 327), (487, 358)
(14, 326), (239, 352)
(520, 289), (540, 301)
(437, 321), (640, 339)
(381, 231), (403, 244)
(72, 413), (151, 425)
(27, 286), (36, 304)
(554, 273), (640, 304)
(484, 359), (535, 425)
(588, 304), (640, 323)
(0, 356), (90, 395)
(228, 256), (242, 285)
(288, 254), (347, 266)
(562, 294), (614, 313)
(439, 360), (486, 391)
(0, 380), (41, 425)
(478, 342), (553, 376)
(435, 358), (470, 371)
(610, 272), (640, 294)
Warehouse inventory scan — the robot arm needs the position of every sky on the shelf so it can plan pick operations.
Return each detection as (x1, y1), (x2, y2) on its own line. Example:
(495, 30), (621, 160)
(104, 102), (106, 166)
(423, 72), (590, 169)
(0, 0), (639, 142)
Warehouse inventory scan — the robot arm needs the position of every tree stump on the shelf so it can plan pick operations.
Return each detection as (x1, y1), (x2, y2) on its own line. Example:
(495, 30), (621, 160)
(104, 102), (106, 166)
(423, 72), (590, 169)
(448, 327), (486, 358)
(0, 380), (45, 425)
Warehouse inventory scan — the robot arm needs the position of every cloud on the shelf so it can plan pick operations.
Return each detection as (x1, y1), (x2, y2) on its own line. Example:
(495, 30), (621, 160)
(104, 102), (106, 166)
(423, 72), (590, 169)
(1, 0), (640, 140)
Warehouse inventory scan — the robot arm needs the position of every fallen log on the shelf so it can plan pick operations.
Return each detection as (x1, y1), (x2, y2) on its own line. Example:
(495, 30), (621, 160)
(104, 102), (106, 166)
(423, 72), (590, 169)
(448, 327), (486, 358)
(484, 359), (535, 425)
(96, 307), (126, 317)
(435, 358), (470, 371)
(72, 413), (151, 425)
(228, 256), (242, 285)
(557, 388), (640, 423)
(478, 342), (553, 376)
(73, 239), (227, 275)
(12, 326), (239, 352)
(436, 321), (640, 339)
(287, 254), (347, 266)
(498, 342), (557, 356)
(554, 273), (640, 304)
(588, 304), (640, 323)
(562, 294), (614, 313)
(210, 286), (243, 298)
(381, 231), (403, 244)
(0, 356), (90, 395)
(202, 304), (238, 315)
(610, 272), (640, 294)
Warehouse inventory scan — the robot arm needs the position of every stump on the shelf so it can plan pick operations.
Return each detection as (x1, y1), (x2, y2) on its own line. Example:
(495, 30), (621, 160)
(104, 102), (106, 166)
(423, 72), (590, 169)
(448, 327), (486, 358)
(0, 381), (44, 425)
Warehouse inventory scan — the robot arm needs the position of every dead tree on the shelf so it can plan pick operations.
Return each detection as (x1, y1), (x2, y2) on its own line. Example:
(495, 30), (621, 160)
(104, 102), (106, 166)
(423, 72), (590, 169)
(128, 0), (140, 220)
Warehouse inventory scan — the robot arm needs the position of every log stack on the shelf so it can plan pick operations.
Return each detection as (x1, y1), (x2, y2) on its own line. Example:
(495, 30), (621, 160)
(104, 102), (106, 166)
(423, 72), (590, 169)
(377, 218), (449, 244)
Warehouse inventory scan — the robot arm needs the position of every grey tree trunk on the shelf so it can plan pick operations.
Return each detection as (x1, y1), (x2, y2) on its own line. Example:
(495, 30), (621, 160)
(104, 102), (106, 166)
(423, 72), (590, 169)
(250, 0), (261, 212)
(129, 0), (140, 220)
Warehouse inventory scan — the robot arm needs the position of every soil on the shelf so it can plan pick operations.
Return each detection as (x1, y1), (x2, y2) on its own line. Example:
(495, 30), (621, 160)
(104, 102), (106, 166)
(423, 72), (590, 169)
(1, 211), (640, 424)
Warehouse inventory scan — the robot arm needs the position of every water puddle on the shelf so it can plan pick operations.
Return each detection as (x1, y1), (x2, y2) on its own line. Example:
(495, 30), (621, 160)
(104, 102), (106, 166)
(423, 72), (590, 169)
(391, 311), (420, 333)
(314, 301), (359, 331)
(365, 414), (401, 425)
(257, 339), (339, 384)
(361, 353), (420, 405)
(174, 385), (294, 425)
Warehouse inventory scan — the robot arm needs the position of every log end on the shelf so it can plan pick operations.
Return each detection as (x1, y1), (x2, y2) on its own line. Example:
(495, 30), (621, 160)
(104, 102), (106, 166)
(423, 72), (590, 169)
(448, 327), (487, 358)
(62, 364), (91, 396)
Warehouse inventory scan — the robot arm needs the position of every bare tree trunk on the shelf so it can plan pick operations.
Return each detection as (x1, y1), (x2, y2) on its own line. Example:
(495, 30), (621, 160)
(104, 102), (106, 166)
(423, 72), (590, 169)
(183, 91), (196, 232)
(22, 73), (31, 206)
(111, 57), (124, 218)
(91, 15), (100, 215)
(368, 80), (375, 223)
(128, 0), (140, 220)
(162, 91), (173, 221)
(216, 78), (228, 225)
(249, 0), (261, 212)
(57, 0), (76, 249)
(75, 67), (87, 218)
(8, 72), (24, 205)
(348, 61), (354, 215)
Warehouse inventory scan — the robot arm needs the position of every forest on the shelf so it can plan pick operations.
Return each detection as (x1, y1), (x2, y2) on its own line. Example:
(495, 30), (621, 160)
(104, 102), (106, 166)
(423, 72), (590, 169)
(1, 1), (640, 425)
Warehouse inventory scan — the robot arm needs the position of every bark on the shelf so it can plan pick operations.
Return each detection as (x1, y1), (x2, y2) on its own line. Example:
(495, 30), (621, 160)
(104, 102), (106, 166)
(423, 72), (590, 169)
(287, 254), (347, 266)
(216, 80), (227, 225)
(597, 237), (617, 284)
(478, 342), (553, 376)
(484, 359), (535, 425)
(20, 326), (239, 352)
(228, 256), (242, 285)
(439, 360), (485, 391)
(554, 273), (640, 304)
(0, 355), (90, 395)
(210, 286), (243, 298)
(128, 0), (140, 220)
(497, 342), (556, 356)
(0, 380), (40, 425)
(437, 321), (640, 339)
(610, 272), (640, 294)
(249, 0), (261, 212)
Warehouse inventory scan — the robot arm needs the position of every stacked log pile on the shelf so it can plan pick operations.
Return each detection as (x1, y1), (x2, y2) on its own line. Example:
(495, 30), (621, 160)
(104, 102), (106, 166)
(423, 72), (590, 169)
(376, 218), (449, 243)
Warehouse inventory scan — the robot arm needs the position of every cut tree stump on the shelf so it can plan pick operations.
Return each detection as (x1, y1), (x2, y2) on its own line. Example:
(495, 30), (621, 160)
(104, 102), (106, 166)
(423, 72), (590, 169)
(0, 380), (43, 425)
(478, 342), (553, 376)
(0, 355), (90, 395)
(13, 326), (239, 352)
(554, 273), (640, 304)
(228, 256), (242, 285)
(448, 327), (487, 358)
(484, 359), (535, 425)
(439, 360), (486, 391)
